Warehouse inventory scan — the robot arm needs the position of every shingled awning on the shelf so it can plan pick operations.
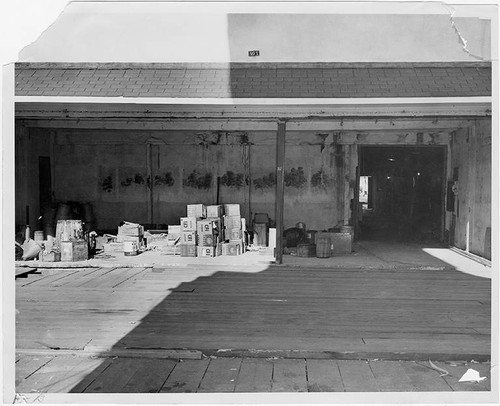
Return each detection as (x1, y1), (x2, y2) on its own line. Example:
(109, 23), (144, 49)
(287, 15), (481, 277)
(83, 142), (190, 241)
(15, 62), (491, 99)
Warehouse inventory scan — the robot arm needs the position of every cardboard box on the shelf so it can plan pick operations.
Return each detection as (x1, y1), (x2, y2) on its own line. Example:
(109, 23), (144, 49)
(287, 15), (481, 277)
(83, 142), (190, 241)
(118, 223), (144, 236)
(180, 244), (197, 257)
(223, 215), (241, 230)
(103, 242), (124, 253)
(198, 233), (216, 247)
(197, 219), (215, 234)
(197, 246), (216, 257)
(162, 245), (181, 256)
(168, 225), (181, 234)
(116, 234), (143, 244)
(180, 231), (197, 245)
(180, 217), (197, 232)
(187, 204), (207, 218)
(228, 229), (243, 241)
(224, 204), (240, 216)
(61, 240), (88, 261)
(222, 241), (243, 256)
(316, 232), (352, 254)
(207, 205), (223, 218)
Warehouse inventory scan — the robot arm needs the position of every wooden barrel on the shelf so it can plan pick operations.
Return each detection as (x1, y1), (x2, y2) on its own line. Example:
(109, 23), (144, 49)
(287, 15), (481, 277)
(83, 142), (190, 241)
(316, 236), (331, 258)
(56, 220), (83, 245)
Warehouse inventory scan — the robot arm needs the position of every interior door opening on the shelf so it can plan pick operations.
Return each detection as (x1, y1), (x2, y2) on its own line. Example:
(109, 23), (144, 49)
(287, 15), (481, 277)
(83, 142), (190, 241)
(358, 146), (446, 243)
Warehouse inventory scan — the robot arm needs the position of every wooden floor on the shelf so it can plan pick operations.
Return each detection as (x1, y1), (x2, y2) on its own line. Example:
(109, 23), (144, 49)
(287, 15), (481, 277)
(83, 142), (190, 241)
(15, 354), (491, 394)
(15, 264), (491, 359)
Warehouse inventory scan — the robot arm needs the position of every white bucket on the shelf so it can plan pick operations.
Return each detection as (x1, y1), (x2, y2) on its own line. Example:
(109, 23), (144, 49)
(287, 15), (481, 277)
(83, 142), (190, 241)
(123, 241), (139, 256)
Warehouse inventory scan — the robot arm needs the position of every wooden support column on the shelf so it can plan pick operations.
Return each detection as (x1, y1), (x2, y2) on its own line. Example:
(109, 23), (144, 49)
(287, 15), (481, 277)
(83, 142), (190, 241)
(275, 121), (286, 264)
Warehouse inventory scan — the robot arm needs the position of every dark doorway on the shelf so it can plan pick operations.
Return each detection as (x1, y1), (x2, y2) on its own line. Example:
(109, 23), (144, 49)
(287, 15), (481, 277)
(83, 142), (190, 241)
(39, 156), (52, 208)
(358, 146), (446, 242)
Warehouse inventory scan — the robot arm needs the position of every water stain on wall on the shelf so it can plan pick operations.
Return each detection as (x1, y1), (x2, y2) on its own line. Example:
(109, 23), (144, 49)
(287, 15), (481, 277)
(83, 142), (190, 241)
(311, 169), (333, 189)
(154, 172), (175, 187)
(184, 170), (213, 189)
(285, 167), (307, 188)
(100, 175), (113, 192)
(253, 172), (276, 189)
(220, 171), (248, 188)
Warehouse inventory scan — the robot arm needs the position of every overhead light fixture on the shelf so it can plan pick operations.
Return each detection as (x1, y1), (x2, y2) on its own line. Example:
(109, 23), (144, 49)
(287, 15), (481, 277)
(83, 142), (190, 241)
(388, 158), (395, 162)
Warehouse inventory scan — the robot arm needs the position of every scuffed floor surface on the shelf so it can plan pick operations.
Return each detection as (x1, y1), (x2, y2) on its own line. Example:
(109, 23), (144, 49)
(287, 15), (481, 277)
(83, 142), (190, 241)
(14, 354), (490, 396)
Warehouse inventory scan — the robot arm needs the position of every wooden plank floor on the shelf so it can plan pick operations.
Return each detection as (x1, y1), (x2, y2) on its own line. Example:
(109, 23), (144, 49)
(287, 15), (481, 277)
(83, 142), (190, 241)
(15, 355), (491, 393)
(15, 265), (491, 359)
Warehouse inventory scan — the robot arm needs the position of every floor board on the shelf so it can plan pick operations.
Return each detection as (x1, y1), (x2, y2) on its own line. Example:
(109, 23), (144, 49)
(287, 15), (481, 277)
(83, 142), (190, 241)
(198, 358), (242, 393)
(369, 361), (415, 392)
(120, 358), (177, 393)
(337, 360), (379, 392)
(306, 359), (344, 392)
(400, 361), (453, 391)
(271, 359), (307, 392)
(159, 359), (210, 393)
(234, 358), (273, 392)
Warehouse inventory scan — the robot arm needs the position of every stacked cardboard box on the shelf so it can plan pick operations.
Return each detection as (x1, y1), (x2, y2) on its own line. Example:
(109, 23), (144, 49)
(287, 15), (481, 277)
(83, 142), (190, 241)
(197, 218), (223, 257)
(177, 203), (246, 258)
(222, 204), (245, 256)
(117, 222), (144, 245)
(180, 215), (199, 257)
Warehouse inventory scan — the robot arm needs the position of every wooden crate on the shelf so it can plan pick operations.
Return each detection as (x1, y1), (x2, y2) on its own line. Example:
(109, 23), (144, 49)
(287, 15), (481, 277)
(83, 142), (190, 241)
(61, 240), (88, 262)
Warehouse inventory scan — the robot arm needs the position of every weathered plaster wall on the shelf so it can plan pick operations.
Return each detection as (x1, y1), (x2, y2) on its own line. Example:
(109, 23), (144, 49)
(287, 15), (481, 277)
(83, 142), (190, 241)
(18, 2), (492, 62)
(15, 125), (51, 231)
(450, 119), (491, 259)
(16, 127), (352, 232)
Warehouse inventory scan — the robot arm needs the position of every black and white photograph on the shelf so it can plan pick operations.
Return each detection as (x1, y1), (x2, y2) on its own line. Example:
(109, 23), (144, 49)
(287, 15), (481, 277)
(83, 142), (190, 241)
(1, 0), (498, 404)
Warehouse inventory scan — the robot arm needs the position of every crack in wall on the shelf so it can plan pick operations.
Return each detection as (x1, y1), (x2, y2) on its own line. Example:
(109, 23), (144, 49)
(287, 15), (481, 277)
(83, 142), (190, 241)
(443, 3), (485, 61)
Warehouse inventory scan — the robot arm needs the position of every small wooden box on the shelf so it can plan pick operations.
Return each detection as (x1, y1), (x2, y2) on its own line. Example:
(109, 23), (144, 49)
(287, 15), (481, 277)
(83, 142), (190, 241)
(61, 240), (88, 262)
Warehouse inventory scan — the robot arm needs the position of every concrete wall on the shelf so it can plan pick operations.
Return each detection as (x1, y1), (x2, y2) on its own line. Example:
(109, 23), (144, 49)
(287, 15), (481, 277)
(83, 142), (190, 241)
(18, 2), (492, 62)
(17, 128), (347, 232)
(449, 119), (491, 259)
(15, 125), (52, 232)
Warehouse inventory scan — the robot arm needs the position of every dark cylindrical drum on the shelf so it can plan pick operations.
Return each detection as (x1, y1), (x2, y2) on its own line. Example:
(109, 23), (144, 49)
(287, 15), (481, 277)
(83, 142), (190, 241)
(41, 203), (57, 227)
(55, 203), (72, 221)
(316, 237), (331, 258)
(297, 243), (316, 257)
